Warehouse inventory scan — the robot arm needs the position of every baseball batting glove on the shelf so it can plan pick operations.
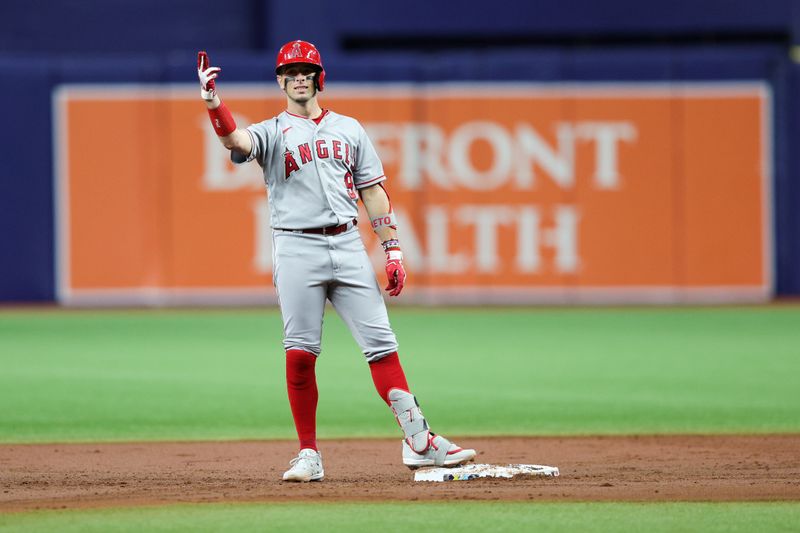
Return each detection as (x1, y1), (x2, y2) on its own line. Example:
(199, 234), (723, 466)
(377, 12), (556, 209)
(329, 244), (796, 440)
(383, 240), (406, 297)
(197, 51), (220, 101)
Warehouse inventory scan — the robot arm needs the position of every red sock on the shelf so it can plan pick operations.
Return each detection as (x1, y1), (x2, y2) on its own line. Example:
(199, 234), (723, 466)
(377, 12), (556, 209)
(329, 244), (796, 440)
(369, 352), (410, 405)
(286, 349), (318, 451)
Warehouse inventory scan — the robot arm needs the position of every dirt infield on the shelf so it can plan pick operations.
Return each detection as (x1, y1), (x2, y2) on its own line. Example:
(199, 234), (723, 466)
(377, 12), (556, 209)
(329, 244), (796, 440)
(1, 435), (798, 512)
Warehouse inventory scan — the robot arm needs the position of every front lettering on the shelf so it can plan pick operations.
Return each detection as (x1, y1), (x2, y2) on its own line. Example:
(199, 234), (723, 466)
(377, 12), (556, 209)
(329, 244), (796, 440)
(298, 143), (313, 164)
(315, 139), (329, 159)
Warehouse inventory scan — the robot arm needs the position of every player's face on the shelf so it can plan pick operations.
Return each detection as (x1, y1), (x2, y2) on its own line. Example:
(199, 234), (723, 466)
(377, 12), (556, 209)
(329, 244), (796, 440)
(278, 65), (318, 102)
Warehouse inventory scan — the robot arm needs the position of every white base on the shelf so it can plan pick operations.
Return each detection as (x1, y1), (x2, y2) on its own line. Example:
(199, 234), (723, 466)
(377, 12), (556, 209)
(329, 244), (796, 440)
(414, 463), (560, 482)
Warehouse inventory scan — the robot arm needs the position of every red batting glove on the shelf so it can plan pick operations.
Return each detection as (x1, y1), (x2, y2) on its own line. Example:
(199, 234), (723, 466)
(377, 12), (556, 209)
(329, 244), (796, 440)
(384, 249), (406, 297)
(197, 51), (220, 101)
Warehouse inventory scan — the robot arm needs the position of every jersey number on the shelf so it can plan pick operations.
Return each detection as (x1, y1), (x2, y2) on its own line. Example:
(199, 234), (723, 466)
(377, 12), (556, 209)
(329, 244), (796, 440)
(344, 171), (357, 200)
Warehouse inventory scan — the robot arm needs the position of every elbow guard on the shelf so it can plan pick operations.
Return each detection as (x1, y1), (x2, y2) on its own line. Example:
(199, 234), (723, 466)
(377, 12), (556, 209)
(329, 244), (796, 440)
(371, 212), (398, 232)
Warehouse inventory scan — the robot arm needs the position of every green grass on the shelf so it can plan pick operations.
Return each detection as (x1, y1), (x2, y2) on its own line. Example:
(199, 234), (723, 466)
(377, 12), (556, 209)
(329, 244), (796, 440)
(1, 307), (799, 443)
(1, 502), (798, 532)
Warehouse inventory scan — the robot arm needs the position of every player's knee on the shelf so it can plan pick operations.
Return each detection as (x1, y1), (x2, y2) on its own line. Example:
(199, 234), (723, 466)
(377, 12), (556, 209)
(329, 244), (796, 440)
(284, 343), (321, 356)
(364, 346), (400, 363)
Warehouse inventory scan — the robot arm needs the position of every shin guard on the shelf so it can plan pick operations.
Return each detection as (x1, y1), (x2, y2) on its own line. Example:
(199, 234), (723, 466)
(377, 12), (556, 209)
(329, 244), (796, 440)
(387, 388), (430, 454)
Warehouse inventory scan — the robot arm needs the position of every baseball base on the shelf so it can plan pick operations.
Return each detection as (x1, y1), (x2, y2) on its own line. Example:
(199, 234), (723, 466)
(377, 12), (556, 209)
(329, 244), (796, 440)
(414, 463), (560, 482)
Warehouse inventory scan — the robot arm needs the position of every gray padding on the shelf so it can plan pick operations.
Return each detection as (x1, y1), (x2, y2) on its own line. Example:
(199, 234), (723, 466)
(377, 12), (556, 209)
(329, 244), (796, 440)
(403, 417), (427, 438)
(388, 390), (418, 413)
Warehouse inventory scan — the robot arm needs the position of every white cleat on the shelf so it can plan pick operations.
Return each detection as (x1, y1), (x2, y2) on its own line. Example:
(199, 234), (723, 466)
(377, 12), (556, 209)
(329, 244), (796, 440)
(282, 448), (324, 482)
(402, 434), (477, 470)
(387, 389), (477, 470)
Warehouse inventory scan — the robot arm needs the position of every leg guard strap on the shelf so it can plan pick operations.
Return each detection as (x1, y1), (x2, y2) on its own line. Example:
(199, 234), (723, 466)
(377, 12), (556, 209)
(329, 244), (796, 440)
(431, 435), (451, 466)
(388, 388), (430, 453)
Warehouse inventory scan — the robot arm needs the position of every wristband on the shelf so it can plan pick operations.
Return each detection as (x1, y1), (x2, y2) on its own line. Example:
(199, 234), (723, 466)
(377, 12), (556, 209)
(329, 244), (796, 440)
(382, 239), (400, 253)
(207, 101), (237, 137)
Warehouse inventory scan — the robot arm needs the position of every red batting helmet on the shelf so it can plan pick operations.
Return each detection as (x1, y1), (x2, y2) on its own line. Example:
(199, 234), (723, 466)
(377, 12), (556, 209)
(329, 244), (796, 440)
(275, 40), (326, 91)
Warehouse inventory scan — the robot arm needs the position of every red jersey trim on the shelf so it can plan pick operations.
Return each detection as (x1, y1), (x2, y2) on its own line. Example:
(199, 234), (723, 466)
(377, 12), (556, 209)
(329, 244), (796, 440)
(355, 175), (386, 189)
(286, 109), (329, 124)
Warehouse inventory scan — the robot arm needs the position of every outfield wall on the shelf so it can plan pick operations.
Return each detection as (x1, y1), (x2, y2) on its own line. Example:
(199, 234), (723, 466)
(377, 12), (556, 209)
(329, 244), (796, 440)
(1, 2), (799, 303)
(51, 82), (772, 305)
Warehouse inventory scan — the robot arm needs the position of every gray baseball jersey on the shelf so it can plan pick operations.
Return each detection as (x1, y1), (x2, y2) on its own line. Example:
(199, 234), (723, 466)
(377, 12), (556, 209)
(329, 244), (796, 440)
(238, 110), (386, 229)
(234, 109), (398, 361)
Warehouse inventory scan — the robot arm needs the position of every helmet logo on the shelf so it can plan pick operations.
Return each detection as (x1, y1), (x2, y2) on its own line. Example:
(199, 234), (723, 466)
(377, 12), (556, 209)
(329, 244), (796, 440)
(288, 42), (303, 59)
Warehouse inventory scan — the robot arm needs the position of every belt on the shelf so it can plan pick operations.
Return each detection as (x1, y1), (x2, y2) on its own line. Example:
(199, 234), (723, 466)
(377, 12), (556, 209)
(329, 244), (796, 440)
(276, 219), (357, 236)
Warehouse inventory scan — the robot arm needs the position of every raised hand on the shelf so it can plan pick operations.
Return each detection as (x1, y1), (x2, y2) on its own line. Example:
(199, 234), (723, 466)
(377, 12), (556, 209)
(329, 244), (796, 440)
(197, 51), (221, 101)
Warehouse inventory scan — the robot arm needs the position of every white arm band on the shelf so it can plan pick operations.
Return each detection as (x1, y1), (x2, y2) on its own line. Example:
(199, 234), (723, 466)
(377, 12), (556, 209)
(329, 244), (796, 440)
(371, 212), (397, 232)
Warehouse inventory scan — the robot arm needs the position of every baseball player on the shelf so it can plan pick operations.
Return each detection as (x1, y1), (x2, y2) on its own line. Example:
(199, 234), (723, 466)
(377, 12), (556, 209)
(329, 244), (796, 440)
(197, 40), (476, 482)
